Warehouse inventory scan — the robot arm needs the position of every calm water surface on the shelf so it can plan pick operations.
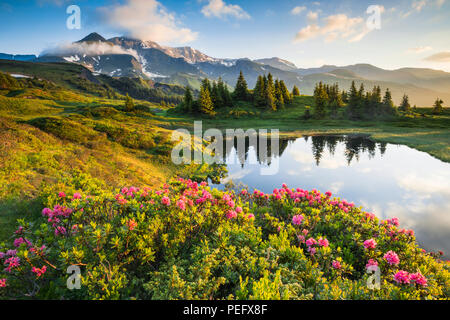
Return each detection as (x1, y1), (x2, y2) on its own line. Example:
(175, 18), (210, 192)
(214, 135), (450, 258)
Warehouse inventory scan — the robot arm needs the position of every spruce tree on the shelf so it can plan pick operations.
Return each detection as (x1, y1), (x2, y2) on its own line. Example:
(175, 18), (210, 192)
(234, 71), (248, 101)
(432, 98), (444, 115)
(183, 86), (193, 113)
(292, 85), (300, 96)
(382, 88), (395, 114)
(253, 75), (265, 108)
(274, 79), (284, 110)
(264, 74), (276, 110)
(347, 81), (360, 118)
(313, 82), (328, 119)
(399, 94), (411, 113)
(279, 80), (291, 104)
(211, 81), (223, 109)
(199, 86), (215, 116)
(124, 93), (135, 112)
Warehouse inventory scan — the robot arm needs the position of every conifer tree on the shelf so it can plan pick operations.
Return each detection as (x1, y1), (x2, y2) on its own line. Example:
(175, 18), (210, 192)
(199, 86), (215, 116)
(279, 80), (292, 104)
(201, 78), (212, 95)
(183, 86), (193, 113)
(264, 73), (276, 110)
(313, 82), (328, 118)
(347, 81), (360, 118)
(253, 75), (265, 108)
(432, 98), (444, 115)
(211, 81), (223, 109)
(382, 88), (395, 114)
(292, 85), (300, 96)
(124, 93), (135, 112)
(217, 77), (233, 108)
(234, 71), (249, 101)
(274, 79), (285, 110)
(399, 94), (411, 113)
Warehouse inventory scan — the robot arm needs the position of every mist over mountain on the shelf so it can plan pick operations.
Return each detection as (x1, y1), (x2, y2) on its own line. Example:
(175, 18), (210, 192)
(3, 32), (450, 106)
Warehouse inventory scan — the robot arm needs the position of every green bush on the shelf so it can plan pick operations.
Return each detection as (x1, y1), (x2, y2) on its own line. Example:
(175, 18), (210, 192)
(0, 180), (448, 300)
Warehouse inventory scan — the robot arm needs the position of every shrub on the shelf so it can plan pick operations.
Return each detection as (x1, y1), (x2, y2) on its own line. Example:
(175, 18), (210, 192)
(0, 180), (448, 300)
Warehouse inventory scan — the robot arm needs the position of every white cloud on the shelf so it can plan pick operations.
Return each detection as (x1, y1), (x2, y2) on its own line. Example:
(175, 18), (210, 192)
(294, 13), (367, 43)
(424, 51), (450, 62)
(99, 0), (198, 45)
(40, 42), (140, 60)
(406, 46), (433, 54)
(201, 0), (250, 20)
(401, 0), (432, 18)
(291, 6), (306, 15)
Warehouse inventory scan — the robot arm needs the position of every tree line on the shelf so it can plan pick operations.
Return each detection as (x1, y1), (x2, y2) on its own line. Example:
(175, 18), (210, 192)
(181, 71), (300, 116)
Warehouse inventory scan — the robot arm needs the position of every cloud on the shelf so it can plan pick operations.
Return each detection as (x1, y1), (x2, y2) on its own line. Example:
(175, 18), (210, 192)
(406, 46), (433, 54)
(401, 0), (431, 18)
(291, 6), (306, 15)
(436, 0), (446, 7)
(201, 0), (250, 20)
(40, 42), (140, 60)
(294, 13), (367, 43)
(99, 0), (198, 45)
(307, 11), (319, 23)
(424, 51), (450, 62)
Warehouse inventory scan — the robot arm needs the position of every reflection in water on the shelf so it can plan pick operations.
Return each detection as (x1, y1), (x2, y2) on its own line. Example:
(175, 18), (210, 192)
(214, 135), (450, 259)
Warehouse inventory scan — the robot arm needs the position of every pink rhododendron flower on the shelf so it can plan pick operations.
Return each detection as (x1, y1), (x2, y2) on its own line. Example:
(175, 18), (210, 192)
(226, 210), (237, 219)
(31, 265), (47, 278)
(292, 215), (304, 225)
(384, 250), (400, 265)
(409, 272), (427, 287)
(247, 214), (255, 219)
(72, 193), (82, 200)
(393, 270), (410, 284)
(235, 207), (243, 213)
(127, 219), (137, 231)
(161, 196), (171, 206)
(176, 199), (186, 210)
(305, 238), (317, 247)
(332, 260), (342, 270)
(58, 192), (66, 198)
(363, 239), (377, 250)
(366, 259), (378, 269)
(307, 246), (316, 255)
(0, 279), (6, 287)
(318, 237), (329, 247)
(4, 257), (20, 272)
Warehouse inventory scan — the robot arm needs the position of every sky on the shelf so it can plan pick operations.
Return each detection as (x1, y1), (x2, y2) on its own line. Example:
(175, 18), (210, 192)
(1, 0), (450, 71)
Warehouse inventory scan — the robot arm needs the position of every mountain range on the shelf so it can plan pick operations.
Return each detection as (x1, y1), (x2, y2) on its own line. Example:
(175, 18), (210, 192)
(3, 32), (450, 106)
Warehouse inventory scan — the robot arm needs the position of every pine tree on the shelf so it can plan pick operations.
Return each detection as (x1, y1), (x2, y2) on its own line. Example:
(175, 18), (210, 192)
(233, 71), (248, 101)
(201, 78), (212, 95)
(432, 98), (444, 115)
(183, 86), (193, 113)
(199, 86), (215, 116)
(399, 94), (411, 113)
(292, 85), (300, 96)
(279, 80), (292, 104)
(217, 77), (233, 108)
(253, 75), (265, 108)
(274, 79), (284, 110)
(382, 88), (395, 114)
(211, 81), (223, 109)
(313, 82), (328, 119)
(347, 81), (360, 118)
(124, 93), (135, 112)
(264, 73), (276, 110)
